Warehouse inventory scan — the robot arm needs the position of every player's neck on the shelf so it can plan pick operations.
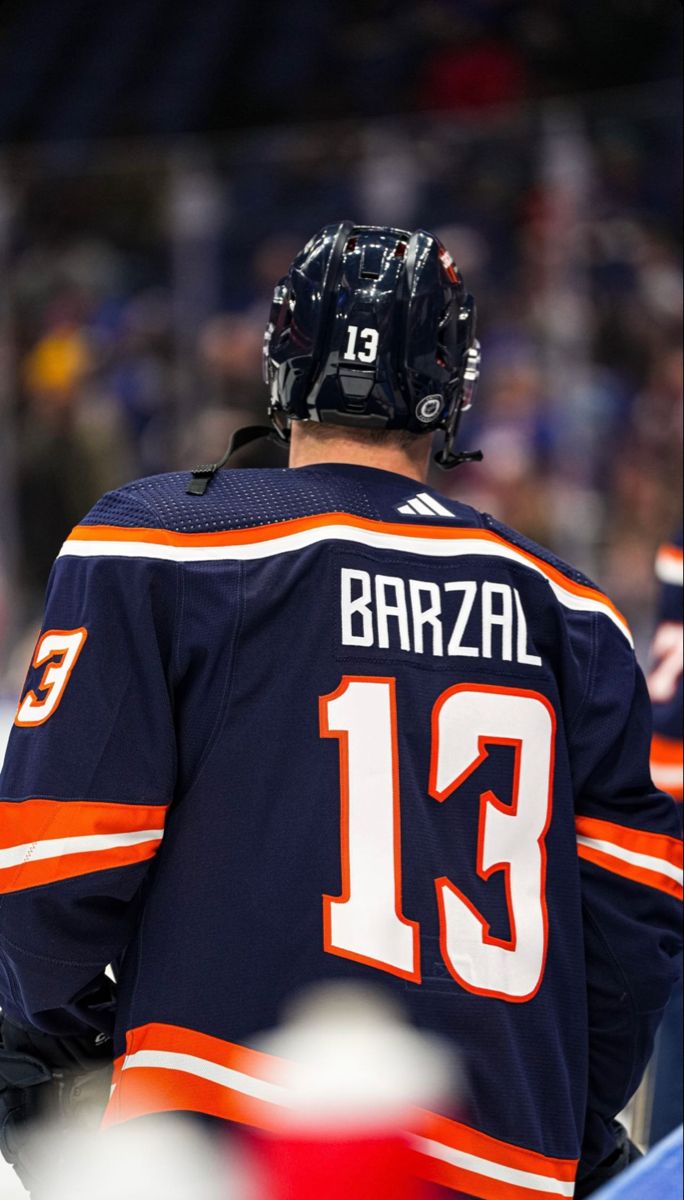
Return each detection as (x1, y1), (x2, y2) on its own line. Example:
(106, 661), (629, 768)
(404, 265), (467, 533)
(288, 425), (431, 484)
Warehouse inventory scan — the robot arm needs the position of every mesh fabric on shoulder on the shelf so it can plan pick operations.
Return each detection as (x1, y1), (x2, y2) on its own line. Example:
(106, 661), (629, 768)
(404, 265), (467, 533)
(82, 482), (168, 528)
(80, 469), (378, 533)
(483, 512), (603, 593)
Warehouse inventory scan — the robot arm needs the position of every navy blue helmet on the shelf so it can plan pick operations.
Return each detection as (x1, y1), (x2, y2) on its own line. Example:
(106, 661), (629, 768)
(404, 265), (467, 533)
(263, 221), (481, 468)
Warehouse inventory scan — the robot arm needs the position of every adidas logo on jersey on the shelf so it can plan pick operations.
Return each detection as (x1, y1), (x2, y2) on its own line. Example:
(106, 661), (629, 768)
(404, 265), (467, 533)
(396, 492), (454, 518)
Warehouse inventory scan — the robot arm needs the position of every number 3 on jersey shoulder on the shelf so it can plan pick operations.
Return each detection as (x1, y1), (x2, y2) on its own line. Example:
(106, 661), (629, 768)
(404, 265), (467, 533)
(15, 628), (88, 727)
(320, 677), (556, 1002)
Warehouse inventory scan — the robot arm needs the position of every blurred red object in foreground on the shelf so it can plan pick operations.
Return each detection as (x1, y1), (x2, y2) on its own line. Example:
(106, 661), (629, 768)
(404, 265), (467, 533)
(246, 1129), (438, 1200)
(238, 982), (466, 1200)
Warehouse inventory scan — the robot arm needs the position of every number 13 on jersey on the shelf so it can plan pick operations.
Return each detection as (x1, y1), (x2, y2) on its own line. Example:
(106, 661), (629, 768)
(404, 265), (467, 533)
(319, 677), (556, 1002)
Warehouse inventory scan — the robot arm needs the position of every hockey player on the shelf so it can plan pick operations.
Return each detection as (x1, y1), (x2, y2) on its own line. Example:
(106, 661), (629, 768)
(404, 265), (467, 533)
(647, 529), (683, 1145)
(0, 224), (681, 1198)
(648, 531), (683, 812)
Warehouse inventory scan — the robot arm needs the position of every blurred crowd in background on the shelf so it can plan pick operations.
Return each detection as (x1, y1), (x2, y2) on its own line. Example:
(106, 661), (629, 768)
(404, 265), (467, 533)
(0, 0), (681, 693)
(0, 0), (680, 139)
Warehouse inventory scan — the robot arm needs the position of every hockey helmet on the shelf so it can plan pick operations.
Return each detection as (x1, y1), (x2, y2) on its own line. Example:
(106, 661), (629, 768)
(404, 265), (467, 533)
(263, 222), (481, 467)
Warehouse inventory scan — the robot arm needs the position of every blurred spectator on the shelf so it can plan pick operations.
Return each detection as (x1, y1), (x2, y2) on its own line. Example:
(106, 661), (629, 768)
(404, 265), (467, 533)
(16, 308), (134, 602)
(0, 81), (681, 674)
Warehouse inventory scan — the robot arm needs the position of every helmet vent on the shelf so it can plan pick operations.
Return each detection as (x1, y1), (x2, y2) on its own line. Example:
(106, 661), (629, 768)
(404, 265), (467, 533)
(394, 241), (407, 258)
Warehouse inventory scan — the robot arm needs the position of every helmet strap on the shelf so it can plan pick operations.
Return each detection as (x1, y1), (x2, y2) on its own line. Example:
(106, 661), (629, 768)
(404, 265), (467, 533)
(434, 398), (482, 470)
(434, 443), (484, 470)
(186, 424), (286, 496)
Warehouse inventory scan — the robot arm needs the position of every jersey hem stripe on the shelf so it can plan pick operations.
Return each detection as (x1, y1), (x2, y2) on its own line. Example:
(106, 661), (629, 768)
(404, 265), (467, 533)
(413, 1137), (575, 1197)
(104, 1022), (579, 1198)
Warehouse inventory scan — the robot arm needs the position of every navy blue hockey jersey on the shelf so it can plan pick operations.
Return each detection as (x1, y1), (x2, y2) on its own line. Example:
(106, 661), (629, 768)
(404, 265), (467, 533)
(1, 464), (682, 1200)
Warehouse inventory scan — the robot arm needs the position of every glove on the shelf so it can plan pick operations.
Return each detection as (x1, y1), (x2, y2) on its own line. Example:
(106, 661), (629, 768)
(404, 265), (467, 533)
(0, 1043), (53, 1194)
(575, 1120), (642, 1198)
(0, 1015), (114, 1196)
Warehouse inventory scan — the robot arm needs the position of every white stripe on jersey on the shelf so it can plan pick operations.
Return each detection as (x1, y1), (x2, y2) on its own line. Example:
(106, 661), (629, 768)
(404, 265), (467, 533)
(60, 524), (633, 647)
(413, 1136), (576, 1197)
(576, 834), (683, 888)
(0, 828), (166, 870)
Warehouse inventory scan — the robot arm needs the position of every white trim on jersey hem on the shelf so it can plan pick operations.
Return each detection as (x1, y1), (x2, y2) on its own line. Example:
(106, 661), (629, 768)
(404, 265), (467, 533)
(413, 1136), (576, 1196)
(59, 525), (633, 646)
(0, 828), (165, 870)
(115, 1050), (575, 1196)
(118, 1048), (291, 1107)
(576, 834), (683, 888)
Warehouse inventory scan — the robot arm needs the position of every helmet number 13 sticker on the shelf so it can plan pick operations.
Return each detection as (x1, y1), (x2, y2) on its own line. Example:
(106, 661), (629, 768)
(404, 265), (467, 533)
(343, 325), (379, 364)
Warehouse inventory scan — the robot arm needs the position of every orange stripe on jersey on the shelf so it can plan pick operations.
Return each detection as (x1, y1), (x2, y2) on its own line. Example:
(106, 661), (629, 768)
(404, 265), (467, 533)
(414, 1109), (577, 1183)
(103, 1022), (291, 1133)
(577, 843), (682, 900)
(65, 517), (629, 634)
(651, 733), (684, 800)
(104, 1063), (282, 1133)
(648, 734), (681, 801)
(416, 1155), (574, 1200)
(0, 799), (167, 893)
(104, 1022), (578, 1197)
(575, 816), (683, 867)
(576, 815), (683, 900)
(118, 1020), (285, 1083)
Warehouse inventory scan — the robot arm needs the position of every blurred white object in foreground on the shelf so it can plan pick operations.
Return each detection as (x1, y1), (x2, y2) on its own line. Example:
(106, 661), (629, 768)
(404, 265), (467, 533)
(1, 983), (463, 1200)
(20, 1116), (233, 1200)
(257, 981), (460, 1126)
(246, 982), (464, 1200)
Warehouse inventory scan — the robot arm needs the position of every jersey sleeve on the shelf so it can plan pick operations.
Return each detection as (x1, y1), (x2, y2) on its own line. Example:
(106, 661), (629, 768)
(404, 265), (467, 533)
(565, 610), (683, 1176)
(0, 489), (179, 1037)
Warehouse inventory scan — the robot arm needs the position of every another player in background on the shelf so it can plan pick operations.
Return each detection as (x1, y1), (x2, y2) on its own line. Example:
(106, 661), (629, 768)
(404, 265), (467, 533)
(648, 533), (683, 812)
(647, 529), (683, 1145)
(0, 224), (681, 1199)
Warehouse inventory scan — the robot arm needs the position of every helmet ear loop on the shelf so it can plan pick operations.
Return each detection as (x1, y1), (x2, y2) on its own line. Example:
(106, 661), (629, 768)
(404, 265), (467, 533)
(434, 339), (482, 470)
(269, 408), (291, 443)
